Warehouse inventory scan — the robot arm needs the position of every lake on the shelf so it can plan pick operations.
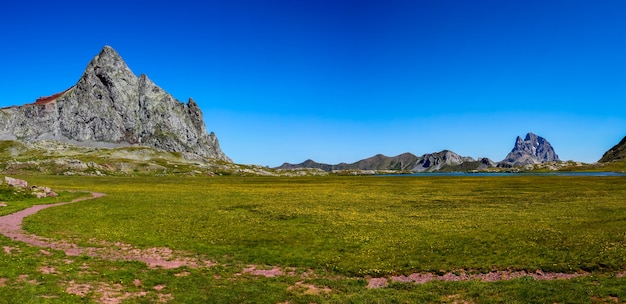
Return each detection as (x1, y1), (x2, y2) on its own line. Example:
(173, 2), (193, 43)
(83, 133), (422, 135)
(380, 172), (626, 177)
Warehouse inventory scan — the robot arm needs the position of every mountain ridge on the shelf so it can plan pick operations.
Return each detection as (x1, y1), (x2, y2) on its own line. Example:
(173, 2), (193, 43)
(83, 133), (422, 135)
(278, 132), (562, 172)
(0, 46), (230, 161)
(277, 150), (494, 172)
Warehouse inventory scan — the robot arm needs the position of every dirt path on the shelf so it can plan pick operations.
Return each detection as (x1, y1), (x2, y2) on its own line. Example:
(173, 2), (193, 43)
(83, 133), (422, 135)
(0, 193), (105, 249)
(0, 192), (215, 269)
(0, 192), (596, 287)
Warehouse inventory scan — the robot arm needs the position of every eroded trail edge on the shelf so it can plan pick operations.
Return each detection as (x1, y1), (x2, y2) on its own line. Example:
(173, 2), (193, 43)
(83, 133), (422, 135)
(0, 192), (216, 269)
(0, 192), (601, 288)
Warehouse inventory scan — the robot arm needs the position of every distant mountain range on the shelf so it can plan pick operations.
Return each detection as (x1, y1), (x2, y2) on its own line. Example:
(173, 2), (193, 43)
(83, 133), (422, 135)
(278, 150), (495, 172)
(0, 45), (622, 173)
(277, 132), (560, 172)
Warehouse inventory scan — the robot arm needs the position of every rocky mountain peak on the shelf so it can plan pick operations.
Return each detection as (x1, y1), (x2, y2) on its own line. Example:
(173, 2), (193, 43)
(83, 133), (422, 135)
(500, 132), (559, 167)
(93, 46), (129, 69)
(0, 46), (231, 161)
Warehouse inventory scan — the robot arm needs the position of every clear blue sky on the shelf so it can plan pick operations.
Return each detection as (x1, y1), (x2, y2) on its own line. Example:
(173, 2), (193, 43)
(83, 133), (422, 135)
(1, 0), (625, 166)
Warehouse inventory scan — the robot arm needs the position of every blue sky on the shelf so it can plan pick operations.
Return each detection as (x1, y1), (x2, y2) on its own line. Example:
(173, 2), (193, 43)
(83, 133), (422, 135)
(1, 0), (625, 166)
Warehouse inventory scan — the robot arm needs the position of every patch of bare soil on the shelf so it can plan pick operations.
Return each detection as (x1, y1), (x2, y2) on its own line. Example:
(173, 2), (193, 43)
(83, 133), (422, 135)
(0, 277), (8, 286)
(157, 293), (174, 302)
(16, 274), (38, 285)
(366, 269), (588, 288)
(288, 281), (332, 295)
(65, 280), (91, 297)
(367, 277), (389, 288)
(88, 240), (217, 269)
(65, 280), (169, 304)
(241, 265), (284, 277)
(38, 265), (56, 274)
(0, 192), (217, 270)
(3, 245), (20, 254)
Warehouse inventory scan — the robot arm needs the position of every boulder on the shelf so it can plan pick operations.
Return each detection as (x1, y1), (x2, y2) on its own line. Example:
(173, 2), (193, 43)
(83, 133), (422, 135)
(30, 186), (58, 198)
(5, 177), (28, 188)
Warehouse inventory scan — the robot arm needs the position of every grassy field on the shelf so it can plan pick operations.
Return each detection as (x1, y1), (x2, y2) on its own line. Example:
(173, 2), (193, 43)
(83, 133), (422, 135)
(1, 175), (626, 303)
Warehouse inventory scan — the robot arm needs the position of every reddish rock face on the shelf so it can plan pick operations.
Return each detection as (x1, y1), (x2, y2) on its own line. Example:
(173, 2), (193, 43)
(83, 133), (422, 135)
(33, 88), (71, 105)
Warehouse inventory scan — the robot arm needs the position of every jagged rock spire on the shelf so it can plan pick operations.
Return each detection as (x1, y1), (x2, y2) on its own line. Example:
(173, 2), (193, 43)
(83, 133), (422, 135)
(0, 46), (231, 161)
(500, 132), (559, 166)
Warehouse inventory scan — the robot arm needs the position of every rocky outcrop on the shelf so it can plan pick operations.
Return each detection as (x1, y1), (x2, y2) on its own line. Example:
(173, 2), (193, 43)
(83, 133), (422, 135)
(0, 46), (230, 161)
(30, 186), (58, 198)
(412, 150), (476, 172)
(5, 176), (28, 188)
(1, 176), (57, 198)
(278, 150), (493, 172)
(499, 132), (559, 167)
(599, 135), (626, 163)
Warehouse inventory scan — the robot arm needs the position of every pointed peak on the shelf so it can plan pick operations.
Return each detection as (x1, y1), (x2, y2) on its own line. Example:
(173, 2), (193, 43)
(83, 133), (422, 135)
(97, 45), (123, 61)
(502, 132), (560, 165)
(524, 132), (538, 141)
(80, 46), (137, 88)
(87, 45), (132, 73)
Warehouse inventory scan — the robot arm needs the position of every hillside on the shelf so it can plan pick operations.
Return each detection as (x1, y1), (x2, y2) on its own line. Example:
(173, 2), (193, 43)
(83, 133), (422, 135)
(599, 135), (626, 162)
(0, 140), (323, 177)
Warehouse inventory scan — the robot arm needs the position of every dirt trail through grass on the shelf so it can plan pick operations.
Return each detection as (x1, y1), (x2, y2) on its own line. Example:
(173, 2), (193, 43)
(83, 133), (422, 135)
(0, 190), (596, 289)
(0, 192), (216, 269)
(0, 193), (105, 247)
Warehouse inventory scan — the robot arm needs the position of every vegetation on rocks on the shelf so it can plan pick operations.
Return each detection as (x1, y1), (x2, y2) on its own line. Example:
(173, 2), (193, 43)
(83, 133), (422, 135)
(0, 178), (86, 216)
(0, 140), (326, 177)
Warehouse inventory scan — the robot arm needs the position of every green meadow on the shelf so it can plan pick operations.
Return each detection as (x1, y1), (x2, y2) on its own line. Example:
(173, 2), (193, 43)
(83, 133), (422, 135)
(2, 175), (626, 303)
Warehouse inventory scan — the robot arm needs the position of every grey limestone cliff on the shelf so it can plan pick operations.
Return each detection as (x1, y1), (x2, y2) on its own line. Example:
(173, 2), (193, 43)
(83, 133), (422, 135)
(499, 132), (559, 167)
(0, 46), (230, 161)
